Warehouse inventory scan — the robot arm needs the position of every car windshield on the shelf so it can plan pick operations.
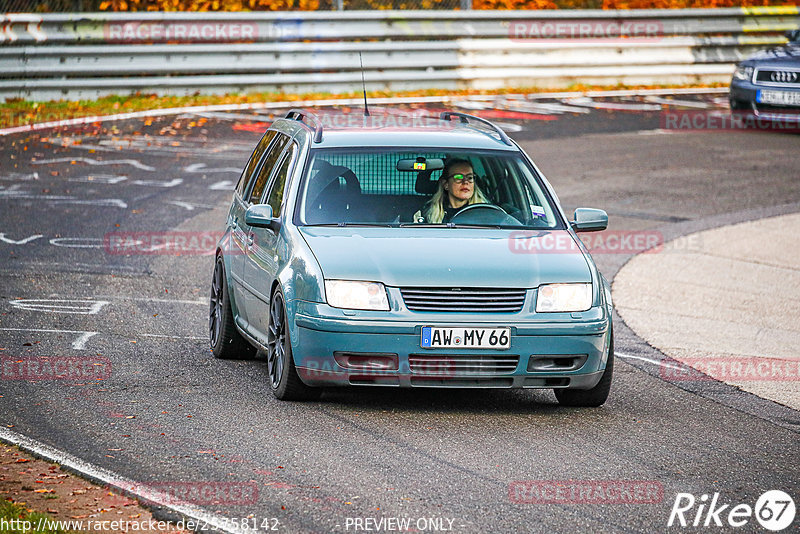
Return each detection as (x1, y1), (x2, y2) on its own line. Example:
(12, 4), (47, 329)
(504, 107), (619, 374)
(295, 148), (563, 229)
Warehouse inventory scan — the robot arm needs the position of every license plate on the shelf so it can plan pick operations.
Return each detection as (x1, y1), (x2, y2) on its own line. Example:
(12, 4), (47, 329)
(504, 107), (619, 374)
(420, 327), (510, 349)
(757, 90), (800, 106)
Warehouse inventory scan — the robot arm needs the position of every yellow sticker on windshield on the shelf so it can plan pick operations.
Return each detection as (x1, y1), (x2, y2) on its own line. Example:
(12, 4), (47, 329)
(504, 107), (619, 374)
(413, 162), (426, 170)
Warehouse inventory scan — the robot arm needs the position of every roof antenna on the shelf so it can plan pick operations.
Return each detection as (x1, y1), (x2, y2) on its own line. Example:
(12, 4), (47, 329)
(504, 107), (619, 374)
(359, 51), (370, 117)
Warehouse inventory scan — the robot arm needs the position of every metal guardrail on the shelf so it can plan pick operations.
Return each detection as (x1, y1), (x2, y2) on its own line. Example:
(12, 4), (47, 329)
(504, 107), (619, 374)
(1, 7), (799, 101)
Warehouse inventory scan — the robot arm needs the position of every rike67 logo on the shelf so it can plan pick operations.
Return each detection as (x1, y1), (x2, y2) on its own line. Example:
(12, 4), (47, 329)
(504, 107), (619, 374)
(668, 490), (796, 531)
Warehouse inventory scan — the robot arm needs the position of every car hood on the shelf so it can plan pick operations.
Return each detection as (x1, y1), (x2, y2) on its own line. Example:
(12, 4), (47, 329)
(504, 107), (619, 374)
(742, 44), (800, 66)
(299, 227), (592, 288)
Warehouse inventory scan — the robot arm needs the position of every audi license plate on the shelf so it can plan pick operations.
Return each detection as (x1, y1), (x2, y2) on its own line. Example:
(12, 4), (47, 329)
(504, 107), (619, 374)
(757, 90), (800, 106)
(420, 327), (510, 349)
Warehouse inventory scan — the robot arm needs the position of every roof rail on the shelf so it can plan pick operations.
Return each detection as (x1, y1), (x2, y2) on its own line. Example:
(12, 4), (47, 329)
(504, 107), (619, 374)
(285, 108), (323, 143)
(439, 111), (513, 146)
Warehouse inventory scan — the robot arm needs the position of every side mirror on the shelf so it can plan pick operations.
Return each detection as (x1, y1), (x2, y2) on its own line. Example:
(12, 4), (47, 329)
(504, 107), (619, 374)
(571, 208), (608, 232)
(245, 204), (280, 232)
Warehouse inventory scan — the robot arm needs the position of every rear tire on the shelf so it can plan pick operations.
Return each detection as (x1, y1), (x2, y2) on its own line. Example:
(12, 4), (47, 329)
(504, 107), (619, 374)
(267, 287), (321, 401)
(554, 332), (613, 407)
(209, 256), (256, 360)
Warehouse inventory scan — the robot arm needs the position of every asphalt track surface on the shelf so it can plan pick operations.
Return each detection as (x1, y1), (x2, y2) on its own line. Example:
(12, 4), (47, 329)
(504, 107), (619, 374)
(1, 96), (799, 533)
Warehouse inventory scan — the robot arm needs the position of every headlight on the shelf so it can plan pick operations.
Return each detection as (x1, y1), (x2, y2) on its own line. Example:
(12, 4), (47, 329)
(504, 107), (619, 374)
(325, 280), (390, 311)
(733, 65), (753, 81)
(536, 283), (592, 313)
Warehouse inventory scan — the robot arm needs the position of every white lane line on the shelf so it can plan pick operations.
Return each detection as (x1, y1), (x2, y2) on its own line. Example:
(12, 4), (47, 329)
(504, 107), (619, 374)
(31, 157), (155, 172)
(0, 190), (128, 209)
(94, 296), (206, 305)
(561, 97), (663, 112)
(141, 334), (206, 340)
(131, 178), (183, 188)
(167, 200), (216, 211)
(616, 351), (683, 371)
(209, 180), (236, 190)
(0, 328), (98, 350)
(68, 175), (128, 184)
(8, 299), (109, 315)
(0, 233), (44, 245)
(0, 427), (245, 534)
(643, 95), (713, 109)
(184, 163), (241, 174)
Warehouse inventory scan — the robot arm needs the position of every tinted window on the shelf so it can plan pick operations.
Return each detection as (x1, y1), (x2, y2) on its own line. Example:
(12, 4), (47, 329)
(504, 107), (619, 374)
(265, 143), (298, 218)
(296, 148), (563, 229)
(248, 134), (289, 204)
(236, 130), (277, 197)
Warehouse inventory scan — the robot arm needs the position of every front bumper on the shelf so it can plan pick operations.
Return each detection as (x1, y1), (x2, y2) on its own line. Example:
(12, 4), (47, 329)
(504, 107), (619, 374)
(291, 301), (611, 390)
(730, 78), (800, 121)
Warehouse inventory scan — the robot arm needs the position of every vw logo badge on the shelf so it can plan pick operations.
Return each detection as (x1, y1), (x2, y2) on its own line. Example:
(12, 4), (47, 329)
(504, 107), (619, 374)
(770, 71), (798, 83)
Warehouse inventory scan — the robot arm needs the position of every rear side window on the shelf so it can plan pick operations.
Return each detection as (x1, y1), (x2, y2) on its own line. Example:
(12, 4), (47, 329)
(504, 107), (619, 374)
(265, 143), (298, 218)
(248, 134), (290, 204)
(236, 130), (277, 198)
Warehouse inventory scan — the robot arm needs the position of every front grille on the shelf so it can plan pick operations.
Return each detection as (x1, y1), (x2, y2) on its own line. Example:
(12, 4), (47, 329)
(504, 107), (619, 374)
(400, 287), (527, 312)
(755, 68), (800, 87)
(409, 354), (520, 375)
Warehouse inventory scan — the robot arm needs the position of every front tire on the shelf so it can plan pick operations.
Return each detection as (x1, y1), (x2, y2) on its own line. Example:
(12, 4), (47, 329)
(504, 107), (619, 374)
(267, 287), (321, 401)
(209, 256), (256, 360)
(554, 332), (614, 407)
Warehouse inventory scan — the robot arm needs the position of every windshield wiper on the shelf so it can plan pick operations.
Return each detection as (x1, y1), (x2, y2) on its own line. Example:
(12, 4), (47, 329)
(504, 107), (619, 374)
(309, 222), (398, 227)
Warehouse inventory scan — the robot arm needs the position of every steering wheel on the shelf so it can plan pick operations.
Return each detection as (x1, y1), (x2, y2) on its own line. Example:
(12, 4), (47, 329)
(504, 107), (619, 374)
(450, 203), (519, 225)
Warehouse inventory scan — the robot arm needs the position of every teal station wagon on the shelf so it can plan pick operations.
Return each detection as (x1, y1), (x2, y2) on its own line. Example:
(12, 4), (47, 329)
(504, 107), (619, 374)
(209, 109), (614, 406)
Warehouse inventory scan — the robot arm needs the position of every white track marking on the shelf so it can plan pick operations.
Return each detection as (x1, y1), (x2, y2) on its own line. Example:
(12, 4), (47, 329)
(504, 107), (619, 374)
(8, 299), (109, 315)
(184, 163), (241, 174)
(68, 175), (128, 184)
(166, 200), (216, 211)
(50, 237), (105, 248)
(141, 334), (206, 340)
(32, 157), (155, 171)
(0, 328), (98, 350)
(209, 180), (236, 191)
(616, 351), (683, 371)
(92, 296), (206, 305)
(131, 178), (183, 188)
(0, 233), (43, 245)
(0, 427), (245, 534)
(194, 111), (267, 120)
(561, 97), (663, 112)
(0, 189), (128, 208)
(0, 172), (39, 182)
(643, 95), (713, 109)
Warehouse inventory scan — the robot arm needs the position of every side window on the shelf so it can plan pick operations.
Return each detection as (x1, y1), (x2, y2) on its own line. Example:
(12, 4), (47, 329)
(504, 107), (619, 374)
(265, 143), (298, 218)
(236, 130), (277, 198)
(248, 134), (289, 204)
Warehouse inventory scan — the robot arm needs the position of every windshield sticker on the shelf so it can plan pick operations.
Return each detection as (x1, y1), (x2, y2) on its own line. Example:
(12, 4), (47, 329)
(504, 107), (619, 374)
(414, 162), (427, 170)
(531, 205), (546, 217)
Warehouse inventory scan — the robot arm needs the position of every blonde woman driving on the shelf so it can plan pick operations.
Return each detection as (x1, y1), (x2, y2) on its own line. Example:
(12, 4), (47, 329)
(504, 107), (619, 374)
(413, 159), (488, 223)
